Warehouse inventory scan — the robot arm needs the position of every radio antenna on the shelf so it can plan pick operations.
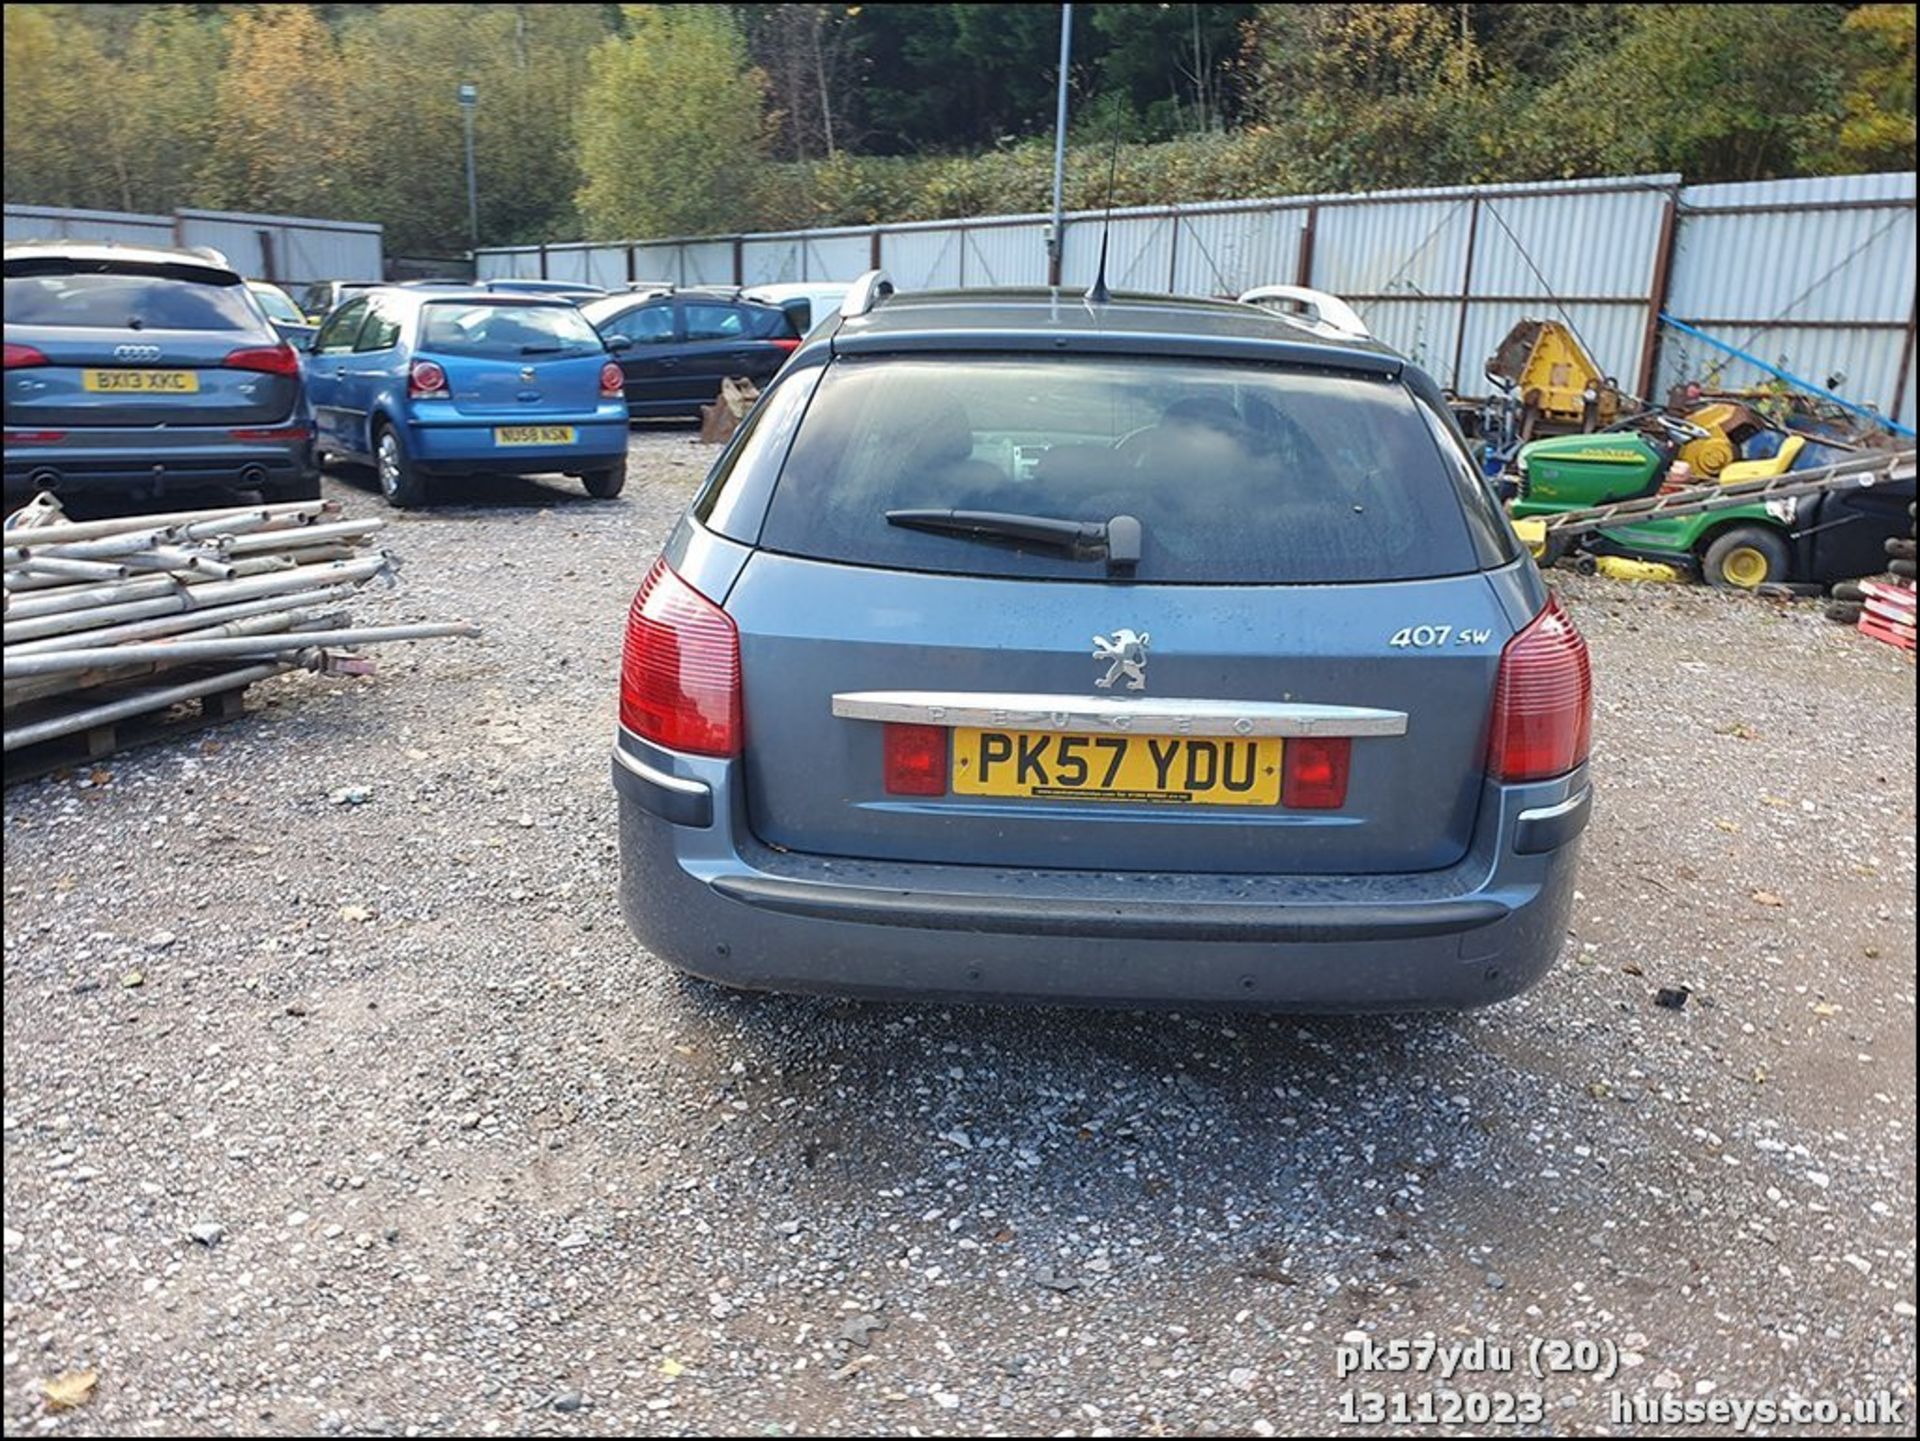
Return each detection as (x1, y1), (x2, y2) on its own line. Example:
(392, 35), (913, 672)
(1084, 130), (1121, 305)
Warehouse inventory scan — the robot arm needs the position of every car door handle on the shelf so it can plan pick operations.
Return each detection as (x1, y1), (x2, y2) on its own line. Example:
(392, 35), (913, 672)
(659, 358), (680, 369)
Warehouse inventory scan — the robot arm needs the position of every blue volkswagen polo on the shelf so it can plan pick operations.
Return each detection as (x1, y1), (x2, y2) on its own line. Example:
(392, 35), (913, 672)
(304, 286), (630, 506)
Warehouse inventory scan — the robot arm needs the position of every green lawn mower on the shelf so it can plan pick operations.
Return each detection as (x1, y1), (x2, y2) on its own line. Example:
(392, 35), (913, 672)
(1510, 416), (1914, 590)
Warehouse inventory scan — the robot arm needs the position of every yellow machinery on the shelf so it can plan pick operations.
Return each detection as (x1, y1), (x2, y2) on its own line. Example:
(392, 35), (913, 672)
(1715, 432), (1803, 485)
(1674, 401), (1769, 479)
(1485, 320), (1623, 437)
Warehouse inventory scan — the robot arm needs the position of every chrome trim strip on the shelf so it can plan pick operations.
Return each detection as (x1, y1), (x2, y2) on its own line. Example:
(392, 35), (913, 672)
(831, 691), (1408, 738)
(1516, 790), (1589, 825)
(612, 745), (711, 796)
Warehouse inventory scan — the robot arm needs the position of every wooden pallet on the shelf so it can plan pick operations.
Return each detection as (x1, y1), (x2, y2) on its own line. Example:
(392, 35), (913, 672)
(3, 672), (262, 787)
(1858, 613), (1917, 651)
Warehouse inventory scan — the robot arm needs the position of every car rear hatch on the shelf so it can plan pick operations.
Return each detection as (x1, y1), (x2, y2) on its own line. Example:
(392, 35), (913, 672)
(720, 352), (1526, 876)
(4, 263), (296, 428)
(416, 300), (610, 419)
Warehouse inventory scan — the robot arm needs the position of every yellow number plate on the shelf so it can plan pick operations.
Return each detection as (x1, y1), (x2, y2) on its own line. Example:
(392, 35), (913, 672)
(83, 369), (198, 393)
(952, 728), (1281, 806)
(494, 425), (575, 445)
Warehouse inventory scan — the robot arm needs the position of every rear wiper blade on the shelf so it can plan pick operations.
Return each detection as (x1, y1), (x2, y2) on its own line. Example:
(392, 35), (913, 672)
(885, 508), (1141, 572)
(518, 344), (566, 355)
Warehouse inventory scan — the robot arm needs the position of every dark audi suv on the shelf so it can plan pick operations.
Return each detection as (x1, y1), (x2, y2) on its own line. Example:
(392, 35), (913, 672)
(612, 274), (1594, 1010)
(4, 242), (317, 506)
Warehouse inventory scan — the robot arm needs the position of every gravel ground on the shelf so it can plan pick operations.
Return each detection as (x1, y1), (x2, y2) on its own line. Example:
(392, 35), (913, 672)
(4, 431), (1915, 1437)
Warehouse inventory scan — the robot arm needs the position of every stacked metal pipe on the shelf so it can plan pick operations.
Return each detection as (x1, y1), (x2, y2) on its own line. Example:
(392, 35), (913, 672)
(3, 495), (479, 754)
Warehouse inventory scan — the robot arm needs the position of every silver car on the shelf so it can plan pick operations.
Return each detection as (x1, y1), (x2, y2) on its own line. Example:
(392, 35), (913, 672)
(612, 275), (1593, 1010)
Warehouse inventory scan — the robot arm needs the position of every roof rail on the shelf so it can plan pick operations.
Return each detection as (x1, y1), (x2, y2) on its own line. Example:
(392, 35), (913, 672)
(840, 269), (895, 319)
(1236, 285), (1371, 340)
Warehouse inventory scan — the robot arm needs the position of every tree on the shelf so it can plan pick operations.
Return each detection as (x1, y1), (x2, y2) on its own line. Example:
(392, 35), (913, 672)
(338, 4), (609, 253)
(3, 6), (110, 208)
(1828, 3), (1917, 172)
(575, 5), (769, 237)
(1089, 3), (1254, 140)
(198, 6), (355, 216)
(744, 4), (863, 162)
(1524, 4), (1860, 181)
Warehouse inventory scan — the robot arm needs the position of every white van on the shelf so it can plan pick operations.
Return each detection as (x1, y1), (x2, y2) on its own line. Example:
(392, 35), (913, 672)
(740, 281), (852, 335)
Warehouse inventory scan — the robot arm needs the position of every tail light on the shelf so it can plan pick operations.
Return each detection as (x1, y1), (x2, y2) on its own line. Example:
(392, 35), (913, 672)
(883, 723), (949, 795)
(769, 338), (801, 355)
(600, 360), (624, 399)
(1489, 595), (1593, 782)
(221, 344), (300, 376)
(619, 557), (741, 757)
(408, 360), (449, 399)
(1282, 736), (1351, 809)
(5, 343), (49, 369)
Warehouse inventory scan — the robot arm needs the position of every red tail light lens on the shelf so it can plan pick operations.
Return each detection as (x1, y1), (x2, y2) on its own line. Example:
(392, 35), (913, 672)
(221, 344), (300, 376)
(1281, 736), (1351, 809)
(4, 343), (49, 369)
(619, 557), (741, 757)
(769, 338), (801, 355)
(4, 430), (65, 443)
(228, 426), (313, 442)
(600, 360), (624, 399)
(1489, 595), (1593, 782)
(883, 723), (949, 796)
(408, 360), (449, 399)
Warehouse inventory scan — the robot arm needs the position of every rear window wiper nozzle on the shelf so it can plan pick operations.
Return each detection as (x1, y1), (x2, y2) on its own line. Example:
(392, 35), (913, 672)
(886, 508), (1141, 573)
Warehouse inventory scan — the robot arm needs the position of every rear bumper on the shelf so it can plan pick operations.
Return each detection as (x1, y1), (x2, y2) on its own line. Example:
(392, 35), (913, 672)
(3, 427), (314, 495)
(613, 735), (1590, 1011)
(405, 409), (628, 473)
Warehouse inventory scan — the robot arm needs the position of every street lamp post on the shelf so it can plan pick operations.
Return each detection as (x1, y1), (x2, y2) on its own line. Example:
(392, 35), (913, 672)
(1048, 5), (1073, 286)
(458, 82), (479, 249)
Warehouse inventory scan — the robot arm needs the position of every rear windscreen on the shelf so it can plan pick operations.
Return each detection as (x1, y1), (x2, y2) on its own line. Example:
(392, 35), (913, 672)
(3, 272), (257, 331)
(756, 354), (1487, 584)
(418, 302), (604, 359)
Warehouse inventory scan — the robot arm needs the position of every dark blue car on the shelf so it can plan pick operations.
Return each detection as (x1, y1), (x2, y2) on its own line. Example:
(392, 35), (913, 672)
(304, 286), (629, 507)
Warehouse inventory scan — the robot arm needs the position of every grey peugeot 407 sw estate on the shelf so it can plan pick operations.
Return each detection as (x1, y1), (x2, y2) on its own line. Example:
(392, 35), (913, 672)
(611, 273), (1593, 1009)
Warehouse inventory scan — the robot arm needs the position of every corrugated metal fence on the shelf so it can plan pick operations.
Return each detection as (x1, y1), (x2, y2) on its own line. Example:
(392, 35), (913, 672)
(3, 204), (383, 293)
(477, 171), (1916, 430)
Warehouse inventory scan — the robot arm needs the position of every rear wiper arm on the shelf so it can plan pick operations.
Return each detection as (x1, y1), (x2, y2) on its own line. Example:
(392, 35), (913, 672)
(885, 509), (1141, 572)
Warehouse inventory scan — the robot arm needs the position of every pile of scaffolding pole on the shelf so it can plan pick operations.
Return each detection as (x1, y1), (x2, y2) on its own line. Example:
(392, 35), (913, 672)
(3, 494), (479, 754)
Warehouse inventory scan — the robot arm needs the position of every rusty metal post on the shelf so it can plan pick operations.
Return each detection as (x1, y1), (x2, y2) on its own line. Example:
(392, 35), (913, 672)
(1294, 205), (1318, 288)
(1892, 298), (1916, 424)
(1449, 197), (1481, 395)
(1635, 189), (1681, 404)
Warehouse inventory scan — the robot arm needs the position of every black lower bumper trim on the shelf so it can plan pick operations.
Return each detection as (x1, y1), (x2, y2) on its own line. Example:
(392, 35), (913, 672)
(1514, 786), (1592, 856)
(611, 749), (713, 828)
(709, 873), (1508, 943)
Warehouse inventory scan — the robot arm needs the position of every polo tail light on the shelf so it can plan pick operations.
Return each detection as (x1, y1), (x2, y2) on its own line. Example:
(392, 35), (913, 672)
(619, 557), (741, 757)
(769, 338), (801, 354)
(221, 344), (300, 376)
(4, 343), (49, 370)
(600, 360), (624, 399)
(1488, 595), (1592, 782)
(408, 360), (449, 399)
